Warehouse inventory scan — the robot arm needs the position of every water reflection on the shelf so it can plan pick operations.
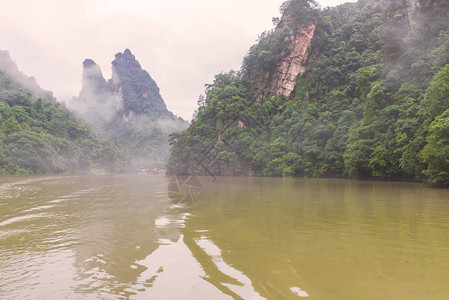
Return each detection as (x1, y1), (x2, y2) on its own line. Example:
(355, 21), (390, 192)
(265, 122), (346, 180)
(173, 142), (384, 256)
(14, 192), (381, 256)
(133, 206), (264, 299)
(194, 236), (264, 299)
(0, 175), (171, 299)
(147, 177), (449, 299)
(1, 176), (449, 299)
(133, 179), (311, 299)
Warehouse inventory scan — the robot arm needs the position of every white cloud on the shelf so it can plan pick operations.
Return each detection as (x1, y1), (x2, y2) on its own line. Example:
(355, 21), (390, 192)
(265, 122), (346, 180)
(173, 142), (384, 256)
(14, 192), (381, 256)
(0, 0), (355, 120)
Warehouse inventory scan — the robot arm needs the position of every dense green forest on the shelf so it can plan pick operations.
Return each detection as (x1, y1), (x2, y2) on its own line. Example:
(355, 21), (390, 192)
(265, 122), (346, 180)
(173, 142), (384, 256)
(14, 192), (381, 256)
(167, 0), (449, 186)
(0, 51), (125, 174)
(0, 49), (186, 174)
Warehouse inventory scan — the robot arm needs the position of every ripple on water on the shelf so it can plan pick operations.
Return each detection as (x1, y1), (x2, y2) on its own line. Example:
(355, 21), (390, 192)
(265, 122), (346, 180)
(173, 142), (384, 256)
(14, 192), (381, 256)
(0, 213), (49, 227)
(0, 176), (64, 200)
(2, 176), (449, 299)
(0, 248), (82, 299)
(154, 213), (191, 229)
(22, 205), (56, 213)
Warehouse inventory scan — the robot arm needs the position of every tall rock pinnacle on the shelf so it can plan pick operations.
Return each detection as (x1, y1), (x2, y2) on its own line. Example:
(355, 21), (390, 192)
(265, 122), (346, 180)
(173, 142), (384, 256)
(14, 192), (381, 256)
(111, 49), (168, 117)
(70, 49), (188, 169)
(80, 59), (112, 98)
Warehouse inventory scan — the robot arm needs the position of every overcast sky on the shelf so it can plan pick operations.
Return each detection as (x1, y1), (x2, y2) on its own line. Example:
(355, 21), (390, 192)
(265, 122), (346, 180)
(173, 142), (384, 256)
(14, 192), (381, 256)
(0, 0), (356, 120)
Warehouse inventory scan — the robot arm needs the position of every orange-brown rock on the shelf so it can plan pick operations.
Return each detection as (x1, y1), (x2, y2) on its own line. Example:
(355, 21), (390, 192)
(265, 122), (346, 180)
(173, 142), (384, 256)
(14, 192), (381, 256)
(252, 23), (316, 102)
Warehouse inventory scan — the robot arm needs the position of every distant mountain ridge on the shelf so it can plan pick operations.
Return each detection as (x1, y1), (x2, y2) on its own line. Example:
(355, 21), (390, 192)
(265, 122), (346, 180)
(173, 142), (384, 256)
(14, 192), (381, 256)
(0, 50), (125, 174)
(74, 49), (176, 123)
(0, 50), (54, 99)
(70, 49), (188, 169)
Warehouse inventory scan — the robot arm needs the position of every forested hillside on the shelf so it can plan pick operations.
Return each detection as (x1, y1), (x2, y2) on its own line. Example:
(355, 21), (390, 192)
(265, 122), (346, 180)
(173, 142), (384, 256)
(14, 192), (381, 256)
(0, 50), (125, 174)
(167, 0), (449, 186)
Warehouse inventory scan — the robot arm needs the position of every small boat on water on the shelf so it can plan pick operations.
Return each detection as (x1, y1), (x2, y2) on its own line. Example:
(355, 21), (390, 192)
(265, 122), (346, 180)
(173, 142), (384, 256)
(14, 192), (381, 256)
(138, 168), (166, 175)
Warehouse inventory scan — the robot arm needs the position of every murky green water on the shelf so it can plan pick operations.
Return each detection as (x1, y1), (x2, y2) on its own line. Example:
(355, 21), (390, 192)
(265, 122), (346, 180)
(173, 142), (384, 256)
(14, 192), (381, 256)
(1, 175), (449, 299)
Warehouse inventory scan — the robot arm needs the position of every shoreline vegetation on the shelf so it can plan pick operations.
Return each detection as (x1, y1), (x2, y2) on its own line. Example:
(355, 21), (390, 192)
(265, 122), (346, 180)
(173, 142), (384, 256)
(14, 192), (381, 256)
(0, 49), (186, 176)
(1, 0), (449, 188)
(167, 0), (449, 188)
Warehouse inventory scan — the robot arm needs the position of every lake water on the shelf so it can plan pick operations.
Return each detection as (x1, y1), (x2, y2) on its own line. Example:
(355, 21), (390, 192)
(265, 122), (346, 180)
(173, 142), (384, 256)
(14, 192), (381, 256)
(1, 175), (449, 299)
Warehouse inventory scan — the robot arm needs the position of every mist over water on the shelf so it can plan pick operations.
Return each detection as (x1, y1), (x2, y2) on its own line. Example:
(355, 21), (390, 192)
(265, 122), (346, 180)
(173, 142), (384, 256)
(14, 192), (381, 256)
(1, 175), (449, 299)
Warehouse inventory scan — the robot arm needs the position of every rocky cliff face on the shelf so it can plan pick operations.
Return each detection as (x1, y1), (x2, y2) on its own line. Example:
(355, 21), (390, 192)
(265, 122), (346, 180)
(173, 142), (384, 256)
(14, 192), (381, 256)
(72, 49), (173, 122)
(251, 22), (316, 102)
(80, 59), (112, 98)
(72, 59), (117, 126)
(266, 23), (315, 98)
(70, 49), (188, 168)
(77, 59), (119, 116)
(111, 49), (168, 118)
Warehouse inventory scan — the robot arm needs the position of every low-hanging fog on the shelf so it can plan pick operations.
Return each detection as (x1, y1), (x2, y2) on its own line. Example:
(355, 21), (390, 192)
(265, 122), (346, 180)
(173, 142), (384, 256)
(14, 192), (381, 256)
(0, 0), (355, 120)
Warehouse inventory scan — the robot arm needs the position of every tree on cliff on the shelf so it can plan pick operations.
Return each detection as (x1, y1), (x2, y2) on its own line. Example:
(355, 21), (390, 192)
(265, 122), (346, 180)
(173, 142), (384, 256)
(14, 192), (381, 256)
(168, 0), (449, 187)
(280, 0), (320, 25)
